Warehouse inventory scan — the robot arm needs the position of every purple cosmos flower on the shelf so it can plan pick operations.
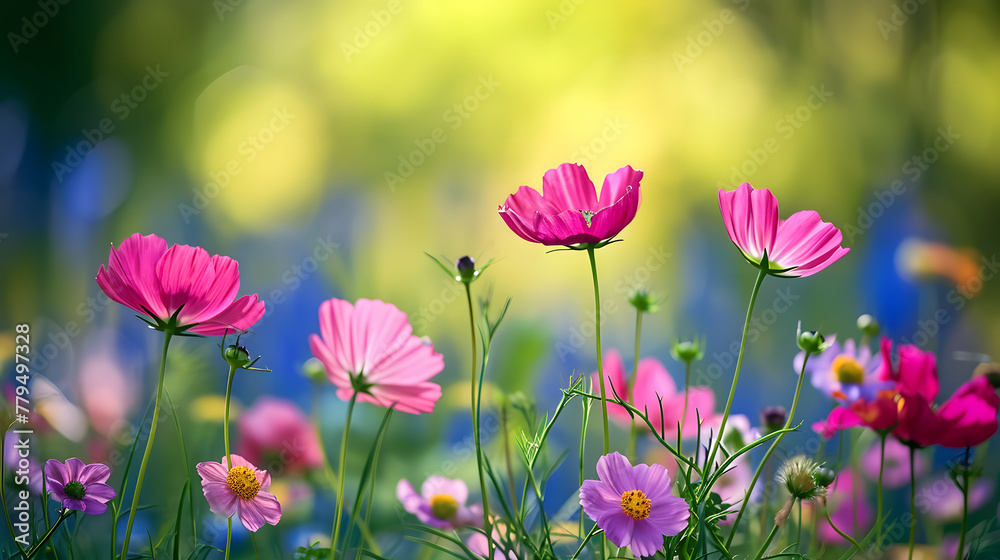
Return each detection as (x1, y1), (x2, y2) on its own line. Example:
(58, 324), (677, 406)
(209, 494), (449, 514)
(196, 454), (281, 532)
(396, 476), (483, 530)
(44, 458), (116, 515)
(580, 452), (689, 557)
(794, 337), (892, 403)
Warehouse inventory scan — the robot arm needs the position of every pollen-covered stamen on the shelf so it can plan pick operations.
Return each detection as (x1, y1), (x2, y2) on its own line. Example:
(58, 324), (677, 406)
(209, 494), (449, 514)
(227, 466), (261, 500)
(832, 355), (865, 385)
(620, 489), (651, 520)
(429, 494), (459, 520)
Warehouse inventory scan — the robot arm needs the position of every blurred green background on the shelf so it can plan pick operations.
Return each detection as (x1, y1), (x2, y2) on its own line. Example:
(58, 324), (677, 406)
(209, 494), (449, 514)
(2, 0), (1000, 557)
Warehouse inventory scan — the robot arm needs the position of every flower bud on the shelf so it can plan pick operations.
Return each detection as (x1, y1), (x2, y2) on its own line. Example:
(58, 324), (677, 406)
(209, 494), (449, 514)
(796, 322), (827, 354)
(760, 406), (787, 435)
(857, 314), (879, 338)
(628, 288), (660, 313)
(223, 344), (252, 368)
(670, 338), (704, 364)
(456, 256), (476, 283)
(815, 467), (836, 488)
(302, 357), (329, 384)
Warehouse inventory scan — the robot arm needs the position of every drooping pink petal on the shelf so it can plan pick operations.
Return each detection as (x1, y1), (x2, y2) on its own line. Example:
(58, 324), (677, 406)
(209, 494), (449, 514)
(251, 491), (282, 526)
(237, 499), (267, 532)
(188, 294), (265, 336)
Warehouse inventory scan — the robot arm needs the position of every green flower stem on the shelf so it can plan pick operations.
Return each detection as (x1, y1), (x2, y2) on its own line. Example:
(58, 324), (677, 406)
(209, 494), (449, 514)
(754, 523), (781, 560)
(797, 500), (803, 553)
(876, 433), (886, 546)
(627, 308), (644, 460)
(121, 330), (173, 559)
(725, 349), (812, 546)
(704, 264), (767, 494)
(823, 505), (862, 552)
(25, 509), (72, 559)
(223, 362), (237, 560)
(908, 446), (916, 560)
(955, 470), (970, 560)
(464, 283), (493, 560)
(329, 393), (358, 560)
(681, 360), (691, 455)
(586, 246), (610, 456)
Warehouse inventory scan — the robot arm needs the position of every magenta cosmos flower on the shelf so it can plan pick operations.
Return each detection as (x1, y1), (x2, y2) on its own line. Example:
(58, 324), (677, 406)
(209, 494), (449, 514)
(580, 452), (689, 557)
(396, 476), (483, 530)
(197, 454), (281, 532)
(309, 298), (444, 414)
(592, 350), (715, 439)
(44, 458), (116, 515)
(719, 182), (849, 277)
(498, 163), (643, 246)
(238, 397), (323, 474)
(96, 233), (265, 335)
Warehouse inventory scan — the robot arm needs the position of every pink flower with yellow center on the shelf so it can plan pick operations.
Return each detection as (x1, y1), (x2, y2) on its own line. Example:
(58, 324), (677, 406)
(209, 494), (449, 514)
(197, 454), (281, 532)
(579, 452), (689, 557)
(396, 476), (482, 531)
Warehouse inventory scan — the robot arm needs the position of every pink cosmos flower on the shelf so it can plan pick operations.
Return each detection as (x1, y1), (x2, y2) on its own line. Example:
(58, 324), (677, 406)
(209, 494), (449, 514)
(237, 397), (323, 475)
(498, 163), (643, 246)
(861, 438), (927, 489)
(467, 530), (518, 560)
(718, 182), (849, 277)
(579, 452), (689, 557)
(795, 337), (892, 403)
(96, 233), (265, 335)
(591, 350), (715, 439)
(932, 376), (999, 448)
(396, 476), (483, 531)
(196, 454), (281, 532)
(44, 458), (116, 515)
(309, 298), (444, 414)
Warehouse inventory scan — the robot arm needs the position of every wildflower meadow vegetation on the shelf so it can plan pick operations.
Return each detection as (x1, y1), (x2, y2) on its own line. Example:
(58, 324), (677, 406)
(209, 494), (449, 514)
(3, 164), (999, 559)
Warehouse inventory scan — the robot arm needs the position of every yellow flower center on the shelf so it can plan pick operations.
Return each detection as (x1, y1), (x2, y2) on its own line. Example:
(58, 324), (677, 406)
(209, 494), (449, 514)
(227, 466), (261, 500)
(429, 494), (459, 520)
(832, 355), (864, 385)
(620, 490), (651, 521)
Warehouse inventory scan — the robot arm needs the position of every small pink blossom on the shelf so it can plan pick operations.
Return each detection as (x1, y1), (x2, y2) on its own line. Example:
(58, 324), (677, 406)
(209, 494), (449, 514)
(396, 476), (482, 531)
(44, 458), (116, 515)
(196, 454), (281, 532)
(237, 397), (323, 474)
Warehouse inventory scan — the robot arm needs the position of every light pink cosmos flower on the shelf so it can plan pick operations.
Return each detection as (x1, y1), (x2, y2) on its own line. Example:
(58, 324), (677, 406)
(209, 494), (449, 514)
(238, 397), (323, 475)
(96, 233), (265, 335)
(44, 458), (116, 515)
(396, 476), (483, 531)
(580, 452), (689, 558)
(591, 349), (715, 439)
(309, 298), (444, 414)
(196, 454), (281, 532)
(718, 183), (849, 277)
(498, 163), (643, 246)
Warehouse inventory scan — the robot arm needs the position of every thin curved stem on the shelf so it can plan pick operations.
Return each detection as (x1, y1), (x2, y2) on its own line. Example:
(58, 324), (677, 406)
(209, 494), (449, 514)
(824, 506), (862, 552)
(329, 394), (357, 560)
(223, 363), (237, 560)
(955, 469), (970, 560)
(705, 265), (767, 491)
(725, 349), (812, 545)
(464, 283), (493, 560)
(754, 523), (781, 560)
(627, 309), (644, 460)
(681, 360), (691, 455)
(25, 509), (72, 559)
(121, 330), (173, 559)
(587, 246), (609, 455)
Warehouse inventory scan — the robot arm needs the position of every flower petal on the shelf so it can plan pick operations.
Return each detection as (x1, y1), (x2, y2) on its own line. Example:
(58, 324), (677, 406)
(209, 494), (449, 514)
(596, 452), (636, 495)
(542, 163), (598, 212)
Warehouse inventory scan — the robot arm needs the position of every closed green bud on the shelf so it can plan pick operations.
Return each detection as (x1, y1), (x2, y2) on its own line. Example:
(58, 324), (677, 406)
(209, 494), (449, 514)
(628, 288), (660, 313)
(302, 357), (329, 384)
(223, 344), (251, 368)
(815, 467), (836, 488)
(857, 314), (879, 338)
(456, 256), (476, 283)
(671, 338), (705, 364)
(796, 321), (828, 354)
